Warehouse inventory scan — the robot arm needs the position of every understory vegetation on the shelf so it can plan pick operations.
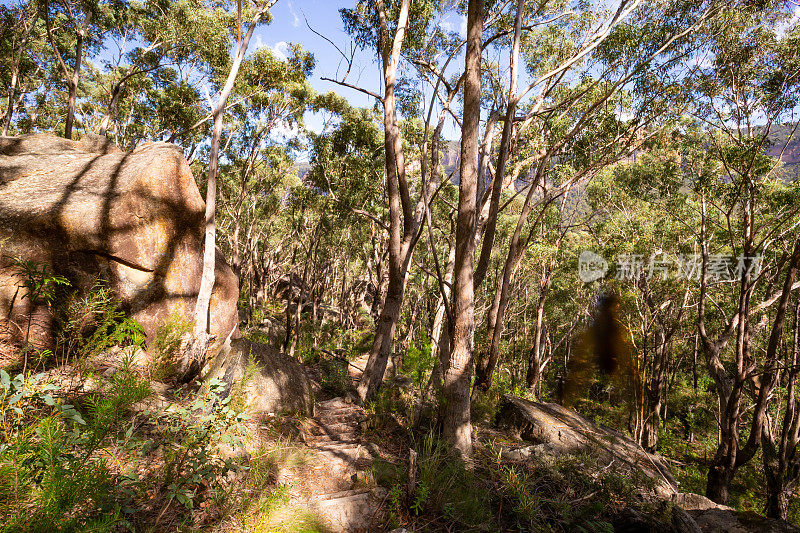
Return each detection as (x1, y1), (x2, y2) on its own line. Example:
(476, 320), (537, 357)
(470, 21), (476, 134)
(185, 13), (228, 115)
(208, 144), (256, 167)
(3, 0), (800, 530)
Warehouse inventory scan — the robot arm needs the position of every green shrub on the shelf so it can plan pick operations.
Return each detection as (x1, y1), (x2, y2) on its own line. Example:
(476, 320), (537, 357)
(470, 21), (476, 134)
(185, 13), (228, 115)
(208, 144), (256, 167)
(318, 356), (350, 397)
(56, 281), (146, 375)
(489, 448), (648, 532)
(155, 378), (248, 518)
(0, 365), (149, 532)
(0, 355), (248, 531)
(14, 259), (70, 340)
(149, 313), (192, 381)
(402, 333), (435, 390)
(471, 387), (502, 425)
(411, 432), (494, 530)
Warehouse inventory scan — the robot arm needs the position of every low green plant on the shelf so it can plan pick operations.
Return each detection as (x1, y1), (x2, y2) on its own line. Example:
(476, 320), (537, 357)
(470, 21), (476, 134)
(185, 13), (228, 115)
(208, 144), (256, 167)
(411, 432), (494, 529)
(13, 259), (70, 372)
(0, 364), (150, 532)
(155, 377), (249, 521)
(318, 356), (350, 397)
(246, 438), (312, 490)
(471, 387), (502, 425)
(241, 482), (327, 532)
(149, 312), (193, 381)
(319, 328), (373, 357)
(56, 281), (146, 376)
(402, 333), (435, 390)
(489, 448), (648, 532)
(387, 483), (404, 527)
(228, 353), (259, 413)
(365, 382), (396, 415)
(13, 259), (70, 310)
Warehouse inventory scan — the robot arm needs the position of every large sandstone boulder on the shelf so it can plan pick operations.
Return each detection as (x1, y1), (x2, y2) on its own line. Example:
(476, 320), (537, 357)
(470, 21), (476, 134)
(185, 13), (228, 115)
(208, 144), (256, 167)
(0, 133), (238, 360)
(496, 394), (678, 497)
(208, 337), (313, 416)
(674, 493), (800, 533)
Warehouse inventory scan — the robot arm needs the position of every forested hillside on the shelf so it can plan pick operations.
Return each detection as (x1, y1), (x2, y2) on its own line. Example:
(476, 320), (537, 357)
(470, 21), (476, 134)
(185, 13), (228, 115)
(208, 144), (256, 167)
(768, 123), (800, 178)
(2, 0), (800, 532)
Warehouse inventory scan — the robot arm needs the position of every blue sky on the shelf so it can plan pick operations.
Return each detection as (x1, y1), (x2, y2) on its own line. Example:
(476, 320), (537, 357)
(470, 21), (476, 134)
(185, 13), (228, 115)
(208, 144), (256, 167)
(253, 0), (380, 133)
(251, 0), (468, 140)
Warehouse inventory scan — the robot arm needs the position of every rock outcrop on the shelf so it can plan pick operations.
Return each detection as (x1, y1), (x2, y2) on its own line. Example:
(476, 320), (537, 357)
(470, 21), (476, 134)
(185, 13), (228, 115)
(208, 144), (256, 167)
(496, 396), (800, 532)
(208, 338), (313, 416)
(496, 394), (678, 497)
(0, 133), (238, 359)
(675, 493), (800, 533)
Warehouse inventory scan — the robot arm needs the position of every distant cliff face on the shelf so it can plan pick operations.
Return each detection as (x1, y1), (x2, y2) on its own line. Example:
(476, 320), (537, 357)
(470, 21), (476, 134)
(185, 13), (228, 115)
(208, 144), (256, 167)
(439, 129), (800, 182)
(767, 123), (800, 179)
(0, 133), (239, 359)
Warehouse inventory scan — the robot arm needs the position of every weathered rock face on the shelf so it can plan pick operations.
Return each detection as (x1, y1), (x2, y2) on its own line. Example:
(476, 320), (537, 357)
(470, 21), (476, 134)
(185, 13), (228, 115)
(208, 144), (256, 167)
(496, 394), (678, 497)
(208, 337), (313, 416)
(673, 493), (800, 533)
(0, 133), (239, 358)
(496, 396), (800, 532)
(688, 509), (800, 533)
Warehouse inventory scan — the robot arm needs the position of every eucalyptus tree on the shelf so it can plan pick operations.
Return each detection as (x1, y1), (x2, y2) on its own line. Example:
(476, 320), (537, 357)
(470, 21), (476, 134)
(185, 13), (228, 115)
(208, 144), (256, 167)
(0, 1), (47, 135)
(762, 293), (800, 519)
(471, 0), (720, 393)
(759, 29), (800, 515)
(334, 0), (465, 402)
(92, 0), (242, 149)
(307, 103), (389, 321)
(682, 0), (800, 504)
(337, 0), (542, 404)
(439, 0), (484, 459)
(220, 44), (315, 278)
(41, 0), (111, 139)
(183, 0), (279, 380)
(581, 146), (700, 451)
(93, 0), (236, 141)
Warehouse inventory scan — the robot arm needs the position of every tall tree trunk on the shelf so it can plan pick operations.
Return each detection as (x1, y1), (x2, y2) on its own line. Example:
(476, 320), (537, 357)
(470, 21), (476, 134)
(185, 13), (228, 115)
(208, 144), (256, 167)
(525, 274), (550, 392)
(702, 216), (800, 502)
(431, 244), (456, 366)
(2, 10), (37, 136)
(763, 435), (791, 520)
(706, 464), (735, 504)
(441, 0), (483, 460)
(3, 62), (21, 137)
(357, 0), (412, 402)
(64, 14), (89, 140)
(474, 163), (546, 391)
(642, 332), (668, 452)
(283, 246), (298, 353)
(473, 0), (524, 289)
(359, 261), (407, 398)
(290, 224), (320, 358)
(763, 301), (800, 520)
(183, 3), (269, 378)
(45, 0), (91, 139)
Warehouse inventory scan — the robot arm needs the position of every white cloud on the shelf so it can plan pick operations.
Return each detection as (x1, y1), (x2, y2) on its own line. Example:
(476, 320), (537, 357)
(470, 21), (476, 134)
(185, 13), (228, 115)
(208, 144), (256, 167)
(687, 52), (713, 70)
(272, 120), (300, 139)
(615, 108), (633, 122)
(271, 41), (289, 61)
(777, 5), (800, 39)
(440, 19), (454, 32)
(288, 1), (300, 28)
(246, 35), (270, 58)
(459, 15), (467, 37)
